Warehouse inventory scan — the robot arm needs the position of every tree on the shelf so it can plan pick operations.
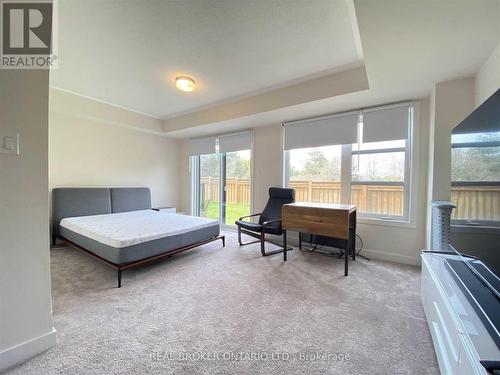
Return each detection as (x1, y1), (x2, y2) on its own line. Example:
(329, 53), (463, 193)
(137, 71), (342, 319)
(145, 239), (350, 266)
(200, 152), (251, 179)
(452, 147), (500, 181)
(200, 154), (219, 177)
(302, 150), (329, 180)
(226, 153), (250, 179)
(452, 132), (500, 181)
(291, 149), (341, 181)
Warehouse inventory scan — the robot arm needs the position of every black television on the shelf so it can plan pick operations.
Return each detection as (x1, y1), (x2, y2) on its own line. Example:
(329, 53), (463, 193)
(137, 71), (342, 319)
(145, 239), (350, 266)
(447, 87), (500, 350)
(450, 88), (500, 276)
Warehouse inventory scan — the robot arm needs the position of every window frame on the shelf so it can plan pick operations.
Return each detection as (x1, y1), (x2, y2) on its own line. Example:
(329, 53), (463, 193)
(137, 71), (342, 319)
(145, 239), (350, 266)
(190, 155), (200, 216)
(351, 142), (410, 222)
(283, 103), (417, 226)
(450, 136), (500, 225)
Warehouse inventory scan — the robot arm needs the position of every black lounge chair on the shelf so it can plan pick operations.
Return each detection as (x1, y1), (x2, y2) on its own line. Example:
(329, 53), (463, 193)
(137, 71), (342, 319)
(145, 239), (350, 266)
(235, 187), (295, 256)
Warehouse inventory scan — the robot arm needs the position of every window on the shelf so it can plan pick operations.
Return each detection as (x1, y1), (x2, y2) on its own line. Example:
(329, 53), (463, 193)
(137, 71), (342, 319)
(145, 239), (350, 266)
(451, 131), (500, 223)
(284, 104), (413, 222)
(190, 132), (252, 226)
(351, 138), (408, 218)
(288, 145), (342, 204)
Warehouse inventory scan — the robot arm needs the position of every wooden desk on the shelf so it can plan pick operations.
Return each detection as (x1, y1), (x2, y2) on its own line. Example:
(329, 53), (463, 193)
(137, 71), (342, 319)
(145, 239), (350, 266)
(281, 203), (357, 276)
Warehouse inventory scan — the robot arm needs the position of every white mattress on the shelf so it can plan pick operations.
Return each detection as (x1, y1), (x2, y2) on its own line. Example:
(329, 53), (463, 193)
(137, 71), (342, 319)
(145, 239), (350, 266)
(60, 210), (218, 248)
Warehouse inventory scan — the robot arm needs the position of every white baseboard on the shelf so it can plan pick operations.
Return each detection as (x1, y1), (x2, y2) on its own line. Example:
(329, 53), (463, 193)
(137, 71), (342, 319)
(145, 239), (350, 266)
(0, 328), (57, 371)
(361, 248), (420, 266)
(237, 229), (421, 266)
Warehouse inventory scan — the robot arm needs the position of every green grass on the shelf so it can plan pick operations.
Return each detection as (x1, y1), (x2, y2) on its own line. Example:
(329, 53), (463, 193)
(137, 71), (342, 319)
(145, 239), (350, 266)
(203, 201), (250, 225)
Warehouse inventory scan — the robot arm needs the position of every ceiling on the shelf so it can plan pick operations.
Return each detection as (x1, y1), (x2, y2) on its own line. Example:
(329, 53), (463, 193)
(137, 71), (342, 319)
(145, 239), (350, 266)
(355, 0), (500, 99)
(50, 0), (500, 138)
(166, 0), (500, 138)
(50, 0), (361, 118)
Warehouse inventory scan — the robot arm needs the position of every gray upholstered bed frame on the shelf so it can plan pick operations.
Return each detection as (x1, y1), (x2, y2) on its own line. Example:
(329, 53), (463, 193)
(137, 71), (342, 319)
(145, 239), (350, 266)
(52, 187), (152, 242)
(52, 187), (224, 287)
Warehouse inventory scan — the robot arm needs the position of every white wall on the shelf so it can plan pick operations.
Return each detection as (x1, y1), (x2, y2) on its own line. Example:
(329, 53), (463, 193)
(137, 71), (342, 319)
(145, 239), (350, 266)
(475, 42), (500, 107)
(180, 99), (430, 265)
(426, 77), (475, 248)
(49, 89), (181, 210)
(253, 124), (284, 211)
(428, 77), (475, 202)
(0, 71), (55, 370)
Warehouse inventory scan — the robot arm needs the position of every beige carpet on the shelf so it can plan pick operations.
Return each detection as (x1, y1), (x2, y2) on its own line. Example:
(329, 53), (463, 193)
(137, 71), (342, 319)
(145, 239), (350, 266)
(5, 231), (438, 375)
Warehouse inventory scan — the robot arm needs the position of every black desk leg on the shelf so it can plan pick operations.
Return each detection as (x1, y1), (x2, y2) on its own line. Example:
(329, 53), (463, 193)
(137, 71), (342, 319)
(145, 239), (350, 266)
(351, 211), (356, 261)
(345, 236), (349, 276)
(351, 228), (356, 261)
(283, 230), (288, 261)
(298, 232), (302, 250)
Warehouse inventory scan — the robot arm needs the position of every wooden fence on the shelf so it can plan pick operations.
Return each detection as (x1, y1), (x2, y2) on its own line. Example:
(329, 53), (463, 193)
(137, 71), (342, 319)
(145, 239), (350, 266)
(200, 177), (250, 205)
(200, 178), (500, 220)
(291, 181), (404, 216)
(290, 181), (342, 205)
(451, 186), (500, 221)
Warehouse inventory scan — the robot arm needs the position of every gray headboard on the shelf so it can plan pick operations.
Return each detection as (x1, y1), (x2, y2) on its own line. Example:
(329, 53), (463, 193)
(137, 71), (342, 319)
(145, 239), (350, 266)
(52, 187), (152, 240)
(110, 187), (152, 213)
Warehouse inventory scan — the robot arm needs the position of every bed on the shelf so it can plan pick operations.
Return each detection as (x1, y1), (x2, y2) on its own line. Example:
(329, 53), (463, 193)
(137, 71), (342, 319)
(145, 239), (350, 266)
(52, 187), (224, 287)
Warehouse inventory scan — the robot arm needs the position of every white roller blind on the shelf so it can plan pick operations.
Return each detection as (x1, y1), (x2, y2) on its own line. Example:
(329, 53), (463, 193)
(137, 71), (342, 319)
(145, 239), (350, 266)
(362, 105), (409, 143)
(284, 113), (359, 150)
(218, 131), (252, 153)
(188, 136), (216, 156)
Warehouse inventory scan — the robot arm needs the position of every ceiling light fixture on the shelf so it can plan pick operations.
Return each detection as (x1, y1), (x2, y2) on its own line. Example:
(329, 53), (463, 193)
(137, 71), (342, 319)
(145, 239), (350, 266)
(175, 76), (195, 92)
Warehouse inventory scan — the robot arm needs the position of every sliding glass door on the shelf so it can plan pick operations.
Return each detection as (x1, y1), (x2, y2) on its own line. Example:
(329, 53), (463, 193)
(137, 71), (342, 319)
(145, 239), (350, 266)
(199, 153), (220, 220)
(191, 134), (252, 226)
(223, 150), (251, 225)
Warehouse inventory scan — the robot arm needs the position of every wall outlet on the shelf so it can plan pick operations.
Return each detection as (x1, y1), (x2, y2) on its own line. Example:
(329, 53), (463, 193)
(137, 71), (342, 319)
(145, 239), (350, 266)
(0, 133), (19, 155)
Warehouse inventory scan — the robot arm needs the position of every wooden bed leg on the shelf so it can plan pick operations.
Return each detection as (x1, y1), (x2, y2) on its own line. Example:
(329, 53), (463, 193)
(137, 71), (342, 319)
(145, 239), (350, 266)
(117, 269), (122, 288)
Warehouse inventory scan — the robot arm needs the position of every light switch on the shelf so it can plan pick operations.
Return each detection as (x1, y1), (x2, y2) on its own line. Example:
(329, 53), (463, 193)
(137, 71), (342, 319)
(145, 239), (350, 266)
(0, 133), (19, 155)
(5, 136), (15, 150)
